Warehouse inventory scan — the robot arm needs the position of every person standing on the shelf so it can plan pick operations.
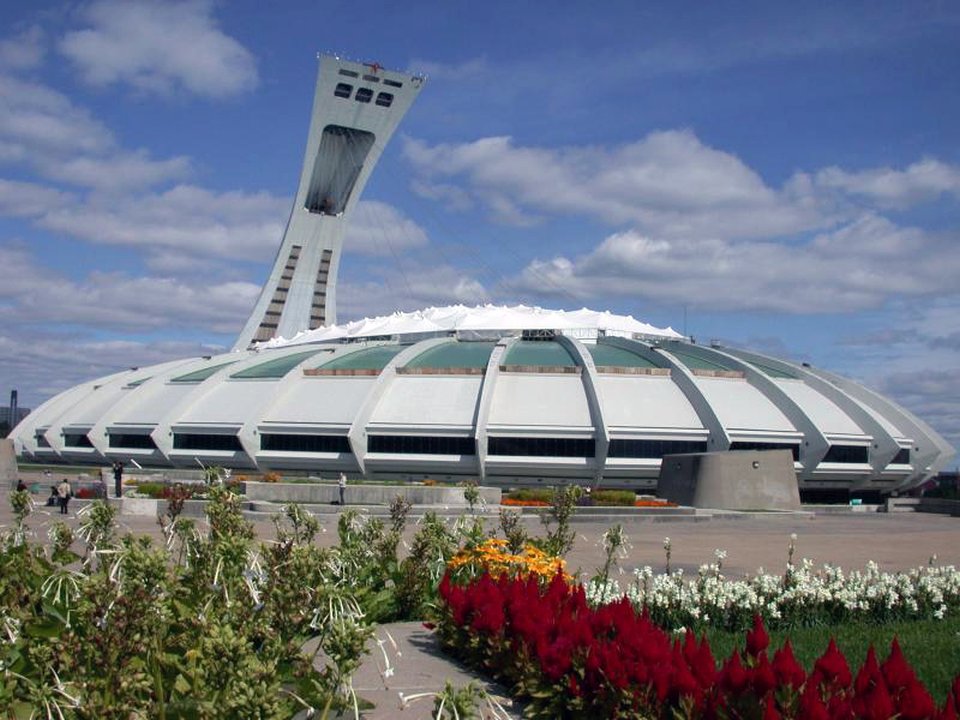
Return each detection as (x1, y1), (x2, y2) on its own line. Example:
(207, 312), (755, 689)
(112, 461), (124, 498)
(338, 473), (347, 506)
(16, 479), (27, 492)
(57, 478), (72, 515)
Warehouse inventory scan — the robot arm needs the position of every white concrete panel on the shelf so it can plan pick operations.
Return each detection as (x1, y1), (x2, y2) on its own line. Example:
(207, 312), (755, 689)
(110, 383), (200, 425)
(488, 374), (592, 430)
(775, 380), (865, 436)
(262, 377), (376, 425)
(849, 396), (906, 439)
(599, 376), (704, 430)
(60, 385), (142, 427)
(370, 376), (482, 428)
(178, 381), (282, 425)
(694, 377), (796, 433)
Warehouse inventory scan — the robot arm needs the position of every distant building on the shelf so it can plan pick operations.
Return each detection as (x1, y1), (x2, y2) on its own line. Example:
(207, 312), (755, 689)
(1, 405), (30, 436)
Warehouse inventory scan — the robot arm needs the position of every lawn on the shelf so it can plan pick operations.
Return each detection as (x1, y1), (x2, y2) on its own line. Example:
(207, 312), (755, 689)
(704, 615), (960, 703)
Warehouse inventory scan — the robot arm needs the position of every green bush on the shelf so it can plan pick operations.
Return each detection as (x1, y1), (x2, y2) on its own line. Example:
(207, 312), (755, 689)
(505, 488), (553, 503)
(590, 489), (637, 506)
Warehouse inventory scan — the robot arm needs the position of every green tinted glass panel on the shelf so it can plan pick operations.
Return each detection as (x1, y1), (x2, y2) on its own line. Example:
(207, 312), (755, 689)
(502, 341), (576, 367)
(723, 350), (797, 379)
(126, 377), (151, 387)
(587, 344), (662, 368)
(171, 361), (236, 383)
(316, 345), (407, 371)
(404, 341), (495, 370)
(231, 350), (322, 379)
(665, 346), (737, 372)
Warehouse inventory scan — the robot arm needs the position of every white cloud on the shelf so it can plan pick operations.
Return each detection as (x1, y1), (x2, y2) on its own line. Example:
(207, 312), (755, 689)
(0, 74), (192, 190)
(0, 26), (45, 71)
(337, 264), (488, 319)
(59, 0), (258, 98)
(815, 159), (960, 209)
(405, 130), (831, 237)
(0, 179), (77, 217)
(506, 215), (960, 314)
(344, 201), (429, 256)
(0, 244), (258, 334)
(32, 184), (287, 263)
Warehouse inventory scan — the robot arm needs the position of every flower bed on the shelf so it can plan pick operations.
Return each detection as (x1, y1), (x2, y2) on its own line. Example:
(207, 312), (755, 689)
(436, 571), (960, 718)
(585, 555), (960, 631)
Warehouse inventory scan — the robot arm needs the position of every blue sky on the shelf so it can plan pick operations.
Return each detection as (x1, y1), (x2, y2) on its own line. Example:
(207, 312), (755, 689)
(1, 0), (958, 460)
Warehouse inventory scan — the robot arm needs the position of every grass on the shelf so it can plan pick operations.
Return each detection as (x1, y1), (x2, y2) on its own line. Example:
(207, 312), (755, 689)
(703, 616), (960, 704)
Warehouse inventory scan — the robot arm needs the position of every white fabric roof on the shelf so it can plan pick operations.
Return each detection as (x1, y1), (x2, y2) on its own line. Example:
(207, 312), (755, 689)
(262, 304), (682, 348)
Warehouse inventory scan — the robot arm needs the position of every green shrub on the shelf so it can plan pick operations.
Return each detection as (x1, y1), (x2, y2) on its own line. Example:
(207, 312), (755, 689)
(505, 488), (553, 503)
(590, 489), (637, 506)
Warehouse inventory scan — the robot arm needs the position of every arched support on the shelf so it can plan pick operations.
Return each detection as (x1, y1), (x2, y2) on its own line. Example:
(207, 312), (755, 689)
(473, 337), (514, 484)
(556, 335), (609, 483)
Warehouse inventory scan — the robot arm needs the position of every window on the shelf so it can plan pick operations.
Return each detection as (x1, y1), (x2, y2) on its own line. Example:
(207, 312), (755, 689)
(173, 434), (243, 452)
(375, 92), (394, 107)
(362, 74), (380, 83)
(822, 445), (869, 464)
(260, 434), (351, 453)
(110, 434), (157, 450)
(383, 78), (403, 88)
(63, 433), (94, 448)
(487, 437), (595, 457)
(355, 87), (373, 103)
(892, 447), (910, 464)
(368, 435), (476, 455)
(338, 69), (358, 78)
(607, 439), (708, 458)
(35, 433), (50, 447)
(334, 83), (353, 98)
(729, 441), (800, 461)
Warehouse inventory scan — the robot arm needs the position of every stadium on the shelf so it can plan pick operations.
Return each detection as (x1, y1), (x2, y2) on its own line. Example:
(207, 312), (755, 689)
(9, 56), (954, 496)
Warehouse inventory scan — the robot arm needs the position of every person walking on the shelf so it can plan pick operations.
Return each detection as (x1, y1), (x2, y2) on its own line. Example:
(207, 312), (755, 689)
(338, 473), (347, 506)
(16, 479), (27, 492)
(57, 478), (72, 515)
(112, 461), (124, 498)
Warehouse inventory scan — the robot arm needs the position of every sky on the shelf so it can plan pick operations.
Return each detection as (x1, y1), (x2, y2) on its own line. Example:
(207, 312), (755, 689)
(0, 0), (958, 461)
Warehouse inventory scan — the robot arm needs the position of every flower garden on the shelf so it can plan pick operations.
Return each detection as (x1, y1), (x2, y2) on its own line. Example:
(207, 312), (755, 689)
(1, 481), (959, 718)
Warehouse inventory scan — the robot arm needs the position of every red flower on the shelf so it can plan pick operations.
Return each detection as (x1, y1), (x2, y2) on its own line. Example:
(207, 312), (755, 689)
(813, 638), (852, 690)
(881, 638), (917, 693)
(897, 680), (937, 720)
(855, 680), (895, 720)
(720, 652), (749, 695)
(854, 645), (882, 696)
(800, 681), (831, 720)
(940, 693), (957, 720)
(772, 639), (806, 690)
(763, 694), (782, 720)
(751, 654), (777, 697)
(746, 614), (770, 659)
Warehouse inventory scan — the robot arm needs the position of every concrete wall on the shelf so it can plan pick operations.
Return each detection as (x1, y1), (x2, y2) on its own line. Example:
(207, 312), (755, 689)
(658, 450), (800, 511)
(0, 438), (16, 491)
(244, 481), (500, 506)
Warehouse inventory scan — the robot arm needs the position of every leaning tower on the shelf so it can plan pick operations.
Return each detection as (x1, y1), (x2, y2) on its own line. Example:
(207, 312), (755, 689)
(233, 56), (425, 350)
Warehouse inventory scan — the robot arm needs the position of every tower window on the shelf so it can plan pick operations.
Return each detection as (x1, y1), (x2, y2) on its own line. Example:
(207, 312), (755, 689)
(383, 78), (403, 88)
(375, 92), (394, 107)
(338, 69), (359, 78)
(334, 83), (353, 98)
(355, 87), (373, 103)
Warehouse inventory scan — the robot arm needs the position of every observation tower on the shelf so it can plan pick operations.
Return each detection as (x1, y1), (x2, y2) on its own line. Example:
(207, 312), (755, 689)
(234, 56), (425, 349)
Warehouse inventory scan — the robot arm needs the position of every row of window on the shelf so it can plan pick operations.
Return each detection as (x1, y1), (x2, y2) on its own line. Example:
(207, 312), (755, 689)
(334, 83), (394, 106)
(338, 67), (404, 88)
(729, 441), (800, 461)
(43, 433), (899, 467)
(608, 439), (708, 458)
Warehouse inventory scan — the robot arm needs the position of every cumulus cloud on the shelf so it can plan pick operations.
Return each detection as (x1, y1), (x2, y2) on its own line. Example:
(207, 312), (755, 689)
(337, 264), (488, 320)
(0, 184), (286, 264)
(344, 201), (429, 256)
(0, 244), (259, 334)
(0, 26), (45, 71)
(405, 130), (835, 237)
(59, 0), (258, 98)
(506, 215), (960, 314)
(0, 74), (192, 189)
(815, 159), (960, 209)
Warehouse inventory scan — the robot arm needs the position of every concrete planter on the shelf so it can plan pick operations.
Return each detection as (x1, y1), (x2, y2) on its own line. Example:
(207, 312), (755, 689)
(244, 481), (500, 507)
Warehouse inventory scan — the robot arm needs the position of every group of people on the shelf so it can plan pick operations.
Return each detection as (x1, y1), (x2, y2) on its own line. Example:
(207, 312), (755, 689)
(15, 477), (73, 514)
